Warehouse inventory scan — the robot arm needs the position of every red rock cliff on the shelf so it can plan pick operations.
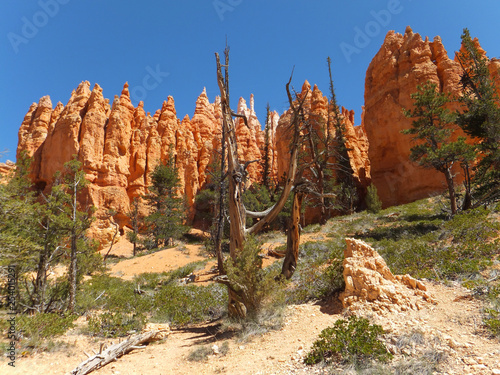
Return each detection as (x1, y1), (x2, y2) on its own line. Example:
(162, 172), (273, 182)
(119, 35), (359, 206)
(363, 27), (498, 207)
(16, 83), (274, 246)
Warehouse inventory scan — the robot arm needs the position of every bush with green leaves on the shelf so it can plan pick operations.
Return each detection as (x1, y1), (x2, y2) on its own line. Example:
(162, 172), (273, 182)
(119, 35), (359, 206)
(304, 315), (392, 367)
(224, 236), (286, 319)
(365, 184), (382, 214)
(16, 313), (77, 351)
(483, 283), (500, 338)
(152, 283), (227, 326)
(18, 313), (77, 339)
(287, 239), (344, 304)
(87, 311), (146, 338)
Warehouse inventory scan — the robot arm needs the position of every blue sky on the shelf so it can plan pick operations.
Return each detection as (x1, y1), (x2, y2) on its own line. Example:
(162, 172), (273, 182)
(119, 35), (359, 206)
(1, 1), (499, 163)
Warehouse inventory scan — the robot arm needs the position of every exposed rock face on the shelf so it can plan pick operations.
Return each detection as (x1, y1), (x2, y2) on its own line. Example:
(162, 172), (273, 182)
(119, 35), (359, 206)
(16, 83), (275, 246)
(276, 81), (370, 186)
(363, 27), (499, 207)
(0, 161), (15, 179)
(275, 81), (371, 222)
(340, 238), (435, 313)
(40, 81), (92, 185)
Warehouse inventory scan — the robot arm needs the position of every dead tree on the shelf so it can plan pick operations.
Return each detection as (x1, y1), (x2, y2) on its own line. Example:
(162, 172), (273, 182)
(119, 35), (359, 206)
(215, 53), (304, 318)
(70, 330), (162, 375)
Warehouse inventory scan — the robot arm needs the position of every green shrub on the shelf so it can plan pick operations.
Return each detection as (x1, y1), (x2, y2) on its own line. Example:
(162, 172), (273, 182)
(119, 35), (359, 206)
(304, 315), (392, 366)
(87, 311), (146, 337)
(152, 283), (227, 326)
(16, 313), (77, 351)
(187, 345), (213, 362)
(483, 283), (500, 338)
(287, 240), (344, 304)
(366, 184), (382, 214)
(18, 313), (76, 339)
(484, 308), (500, 338)
(302, 223), (322, 233)
(77, 275), (152, 315)
(224, 236), (286, 318)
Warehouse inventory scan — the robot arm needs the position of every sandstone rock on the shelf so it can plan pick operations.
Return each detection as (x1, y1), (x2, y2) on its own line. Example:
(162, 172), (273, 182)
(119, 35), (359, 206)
(340, 238), (436, 313)
(100, 83), (135, 188)
(39, 81), (92, 185)
(141, 323), (170, 341)
(235, 95), (265, 182)
(362, 28), (498, 208)
(0, 161), (15, 178)
(16, 81), (270, 242)
(79, 84), (109, 183)
(190, 88), (217, 189)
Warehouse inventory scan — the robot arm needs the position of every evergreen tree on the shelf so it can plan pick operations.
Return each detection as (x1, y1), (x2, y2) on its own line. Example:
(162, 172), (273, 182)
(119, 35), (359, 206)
(0, 153), (39, 311)
(456, 28), (500, 205)
(59, 157), (95, 313)
(144, 156), (187, 249)
(365, 184), (382, 214)
(327, 57), (358, 214)
(403, 82), (475, 215)
(1, 154), (97, 313)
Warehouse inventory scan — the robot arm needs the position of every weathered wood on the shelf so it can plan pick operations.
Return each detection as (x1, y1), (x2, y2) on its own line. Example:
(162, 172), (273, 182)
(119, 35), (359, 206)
(282, 192), (303, 279)
(215, 51), (305, 318)
(70, 330), (158, 375)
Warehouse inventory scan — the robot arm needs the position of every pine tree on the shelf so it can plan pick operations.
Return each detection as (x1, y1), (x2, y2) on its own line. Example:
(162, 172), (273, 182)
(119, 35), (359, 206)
(403, 82), (476, 215)
(144, 155), (187, 249)
(59, 157), (94, 313)
(0, 153), (39, 312)
(327, 57), (358, 214)
(456, 28), (500, 205)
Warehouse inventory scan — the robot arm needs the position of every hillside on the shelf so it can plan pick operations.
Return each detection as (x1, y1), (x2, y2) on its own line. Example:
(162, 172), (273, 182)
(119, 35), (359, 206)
(1, 196), (499, 374)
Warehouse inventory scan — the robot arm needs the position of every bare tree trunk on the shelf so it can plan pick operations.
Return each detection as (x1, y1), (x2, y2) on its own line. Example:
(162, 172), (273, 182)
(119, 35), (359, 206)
(33, 243), (49, 313)
(215, 52), (304, 318)
(214, 45), (229, 276)
(282, 192), (303, 279)
(68, 179), (78, 313)
(462, 164), (472, 210)
(444, 167), (457, 215)
(103, 220), (119, 263)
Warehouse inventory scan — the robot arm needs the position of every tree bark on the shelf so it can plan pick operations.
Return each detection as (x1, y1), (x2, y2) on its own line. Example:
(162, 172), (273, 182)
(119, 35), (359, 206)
(282, 192), (303, 279)
(215, 52), (304, 318)
(70, 330), (159, 375)
(444, 167), (457, 215)
(68, 178), (79, 313)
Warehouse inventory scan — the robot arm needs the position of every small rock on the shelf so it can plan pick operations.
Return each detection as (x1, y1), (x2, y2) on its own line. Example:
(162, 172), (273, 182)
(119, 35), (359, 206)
(471, 364), (487, 371)
(212, 344), (219, 355)
(463, 357), (477, 365)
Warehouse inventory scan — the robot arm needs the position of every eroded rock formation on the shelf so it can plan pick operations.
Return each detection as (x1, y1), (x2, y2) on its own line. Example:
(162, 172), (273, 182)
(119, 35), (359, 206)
(16, 83), (280, 246)
(363, 27), (499, 207)
(275, 81), (371, 222)
(340, 238), (436, 313)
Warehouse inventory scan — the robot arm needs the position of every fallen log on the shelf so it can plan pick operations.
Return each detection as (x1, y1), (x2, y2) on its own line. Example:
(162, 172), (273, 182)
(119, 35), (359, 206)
(70, 330), (158, 375)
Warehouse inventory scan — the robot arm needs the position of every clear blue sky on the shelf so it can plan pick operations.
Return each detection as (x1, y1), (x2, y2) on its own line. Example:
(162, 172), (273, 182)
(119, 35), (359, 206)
(1, 0), (499, 163)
